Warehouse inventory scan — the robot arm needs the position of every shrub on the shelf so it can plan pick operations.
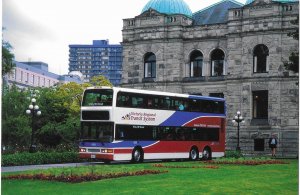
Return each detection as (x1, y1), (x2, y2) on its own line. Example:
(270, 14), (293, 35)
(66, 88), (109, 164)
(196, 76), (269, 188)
(2, 143), (77, 155)
(225, 150), (243, 158)
(2, 151), (82, 167)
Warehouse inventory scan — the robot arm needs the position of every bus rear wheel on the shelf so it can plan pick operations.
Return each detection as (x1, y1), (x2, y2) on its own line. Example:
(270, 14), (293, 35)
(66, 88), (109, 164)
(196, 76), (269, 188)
(189, 147), (199, 161)
(131, 147), (143, 163)
(202, 147), (211, 161)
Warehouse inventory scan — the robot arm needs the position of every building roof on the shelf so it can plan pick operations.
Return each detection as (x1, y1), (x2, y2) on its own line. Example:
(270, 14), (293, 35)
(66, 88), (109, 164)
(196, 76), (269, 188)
(69, 40), (122, 48)
(193, 0), (243, 25)
(141, 0), (193, 18)
(245, 0), (298, 4)
(15, 61), (60, 80)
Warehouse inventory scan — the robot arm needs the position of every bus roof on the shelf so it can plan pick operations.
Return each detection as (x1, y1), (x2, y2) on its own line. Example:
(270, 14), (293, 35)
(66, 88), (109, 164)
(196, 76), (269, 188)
(85, 86), (225, 101)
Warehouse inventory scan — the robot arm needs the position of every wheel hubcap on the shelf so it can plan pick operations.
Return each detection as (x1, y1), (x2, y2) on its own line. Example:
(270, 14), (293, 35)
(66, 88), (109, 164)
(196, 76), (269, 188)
(203, 150), (209, 159)
(134, 150), (141, 161)
(191, 150), (197, 159)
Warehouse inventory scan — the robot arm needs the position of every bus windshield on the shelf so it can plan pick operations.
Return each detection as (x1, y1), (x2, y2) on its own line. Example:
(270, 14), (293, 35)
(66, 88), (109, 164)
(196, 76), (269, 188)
(82, 89), (113, 106)
(81, 122), (114, 143)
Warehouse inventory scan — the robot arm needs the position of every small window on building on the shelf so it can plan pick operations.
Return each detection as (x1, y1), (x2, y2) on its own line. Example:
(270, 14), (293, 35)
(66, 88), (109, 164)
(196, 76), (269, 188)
(144, 52), (156, 78)
(211, 49), (225, 76)
(254, 139), (265, 151)
(189, 50), (203, 77)
(209, 93), (224, 98)
(190, 93), (202, 96)
(253, 44), (269, 73)
(253, 90), (268, 119)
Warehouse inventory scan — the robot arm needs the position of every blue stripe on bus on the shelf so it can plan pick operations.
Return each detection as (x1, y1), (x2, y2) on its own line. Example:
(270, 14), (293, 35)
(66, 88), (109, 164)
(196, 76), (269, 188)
(80, 141), (157, 148)
(159, 111), (224, 126)
(188, 95), (225, 101)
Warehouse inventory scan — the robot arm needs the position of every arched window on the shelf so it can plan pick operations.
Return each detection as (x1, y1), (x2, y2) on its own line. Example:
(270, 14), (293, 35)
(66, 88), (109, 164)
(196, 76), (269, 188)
(211, 49), (225, 76)
(144, 53), (156, 78)
(253, 44), (269, 73)
(190, 50), (203, 77)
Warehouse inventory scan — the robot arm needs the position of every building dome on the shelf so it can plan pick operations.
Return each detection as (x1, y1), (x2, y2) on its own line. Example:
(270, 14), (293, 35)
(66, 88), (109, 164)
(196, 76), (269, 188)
(246, 0), (298, 4)
(141, 0), (193, 17)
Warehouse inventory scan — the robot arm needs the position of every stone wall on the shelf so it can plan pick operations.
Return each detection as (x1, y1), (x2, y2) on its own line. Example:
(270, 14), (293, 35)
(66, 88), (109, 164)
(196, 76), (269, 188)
(121, 1), (299, 157)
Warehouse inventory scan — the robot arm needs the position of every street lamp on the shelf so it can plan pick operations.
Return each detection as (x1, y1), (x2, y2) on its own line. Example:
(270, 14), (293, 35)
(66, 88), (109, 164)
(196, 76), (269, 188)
(232, 111), (244, 151)
(26, 92), (41, 153)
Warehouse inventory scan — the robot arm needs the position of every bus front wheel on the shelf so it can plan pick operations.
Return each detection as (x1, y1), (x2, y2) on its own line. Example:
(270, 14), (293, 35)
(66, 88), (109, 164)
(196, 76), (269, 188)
(131, 147), (143, 163)
(189, 147), (199, 161)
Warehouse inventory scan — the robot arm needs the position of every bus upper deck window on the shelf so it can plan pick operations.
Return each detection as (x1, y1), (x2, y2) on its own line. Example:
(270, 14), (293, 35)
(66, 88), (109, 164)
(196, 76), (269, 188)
(83, 89), (113, 106)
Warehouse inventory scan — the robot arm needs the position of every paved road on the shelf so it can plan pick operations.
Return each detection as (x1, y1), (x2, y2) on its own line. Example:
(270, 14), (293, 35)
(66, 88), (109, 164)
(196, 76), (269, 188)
(1, 162), (100, 173)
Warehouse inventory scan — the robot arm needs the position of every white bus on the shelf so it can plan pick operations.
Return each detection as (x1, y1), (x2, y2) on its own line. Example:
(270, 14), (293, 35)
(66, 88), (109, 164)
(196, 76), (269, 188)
(79, 86), (226, 163)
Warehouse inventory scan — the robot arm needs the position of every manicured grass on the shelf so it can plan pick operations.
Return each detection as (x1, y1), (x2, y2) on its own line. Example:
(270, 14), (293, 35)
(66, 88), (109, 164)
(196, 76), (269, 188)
(2, 159), (298, 195)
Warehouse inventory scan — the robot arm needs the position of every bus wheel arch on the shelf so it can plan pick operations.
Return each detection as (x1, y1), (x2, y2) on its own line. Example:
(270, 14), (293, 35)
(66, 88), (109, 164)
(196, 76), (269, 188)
(202, 146), (212, 161)
(189, 146), (199, 160)
(131, 146), (144, 163)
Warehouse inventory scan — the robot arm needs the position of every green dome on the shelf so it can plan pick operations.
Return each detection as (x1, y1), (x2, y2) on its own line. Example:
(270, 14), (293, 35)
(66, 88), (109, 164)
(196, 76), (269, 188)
(141, 0), (193, 17)
(246, 0), (298, 4)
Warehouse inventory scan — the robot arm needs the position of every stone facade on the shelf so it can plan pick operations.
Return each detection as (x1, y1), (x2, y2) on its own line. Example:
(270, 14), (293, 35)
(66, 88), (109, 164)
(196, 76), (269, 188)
(121, 1), (299, 157)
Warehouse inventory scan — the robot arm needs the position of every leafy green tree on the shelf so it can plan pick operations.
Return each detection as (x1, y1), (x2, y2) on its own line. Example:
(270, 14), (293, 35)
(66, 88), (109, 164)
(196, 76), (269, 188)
(2, 40), (15, 75)
(2, 85), (31, 147)
(36, 82), (91, 146)
(2, 77), (113, 150)
(36, 86), (72, 146)
(90, 75), (113, 87)
(54, 82), (91, 116)
(284, 16), (299, 73)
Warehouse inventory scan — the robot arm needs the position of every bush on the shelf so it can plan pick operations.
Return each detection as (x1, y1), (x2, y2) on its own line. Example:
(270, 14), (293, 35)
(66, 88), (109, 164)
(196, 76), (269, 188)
(225, 150), (243, 158)
(1, 151), (82, 167)
(2, 143), (77, 155)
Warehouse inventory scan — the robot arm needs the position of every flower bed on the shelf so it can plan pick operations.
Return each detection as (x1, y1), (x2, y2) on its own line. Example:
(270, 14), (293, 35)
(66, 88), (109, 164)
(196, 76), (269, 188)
(2, 170), (168, 183)
(203, 159), (289, 166)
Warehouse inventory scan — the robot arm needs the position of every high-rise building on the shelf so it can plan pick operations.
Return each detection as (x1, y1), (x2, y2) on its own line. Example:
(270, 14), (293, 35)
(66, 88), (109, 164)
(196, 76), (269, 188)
(121, 0), (299, 156)
(69, 40), (123, 86)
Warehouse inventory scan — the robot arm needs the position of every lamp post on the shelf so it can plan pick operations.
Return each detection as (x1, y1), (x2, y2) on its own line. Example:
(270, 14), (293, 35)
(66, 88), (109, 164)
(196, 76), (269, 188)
(26, 91), (41, 153)
(232, 111), (244, 151)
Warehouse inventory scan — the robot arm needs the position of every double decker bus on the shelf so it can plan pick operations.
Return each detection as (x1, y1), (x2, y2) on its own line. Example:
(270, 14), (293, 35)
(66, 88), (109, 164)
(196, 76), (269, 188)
(79, 86), (226, 163)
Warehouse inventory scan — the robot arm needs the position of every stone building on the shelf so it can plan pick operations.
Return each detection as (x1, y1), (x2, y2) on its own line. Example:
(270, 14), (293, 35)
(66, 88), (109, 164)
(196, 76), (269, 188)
(121, 0), (299, 156)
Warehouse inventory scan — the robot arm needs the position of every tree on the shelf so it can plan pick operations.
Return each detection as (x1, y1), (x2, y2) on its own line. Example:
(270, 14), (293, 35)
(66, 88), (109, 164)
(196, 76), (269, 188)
(284, 16), (299, 73)
(90, 75), (113, 87)
(2, 85), (31, 147)
(54, 82), (91, 116)
(36, 82), (91, 146)
(2, 39), (15, 75)
(2, 76), (113, 150)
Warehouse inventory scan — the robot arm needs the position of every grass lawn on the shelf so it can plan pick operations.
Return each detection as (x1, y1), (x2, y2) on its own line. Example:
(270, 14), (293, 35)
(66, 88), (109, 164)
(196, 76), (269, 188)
(2, 159), (298, 195)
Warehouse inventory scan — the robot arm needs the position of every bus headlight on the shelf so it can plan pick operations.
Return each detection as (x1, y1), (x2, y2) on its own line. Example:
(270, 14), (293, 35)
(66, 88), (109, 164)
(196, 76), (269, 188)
(79, 148), (86, 152)
(101, 149), (113, 153)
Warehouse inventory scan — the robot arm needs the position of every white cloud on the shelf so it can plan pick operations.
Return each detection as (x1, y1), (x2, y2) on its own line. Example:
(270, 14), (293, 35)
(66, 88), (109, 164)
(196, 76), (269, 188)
(3, 0), (246, 75)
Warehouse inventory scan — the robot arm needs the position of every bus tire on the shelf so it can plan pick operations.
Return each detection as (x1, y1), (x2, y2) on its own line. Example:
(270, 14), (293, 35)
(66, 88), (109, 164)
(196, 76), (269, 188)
(202, 147), (212, 161)
(131, 147), (143, 163)
(189, 147), (199, 161)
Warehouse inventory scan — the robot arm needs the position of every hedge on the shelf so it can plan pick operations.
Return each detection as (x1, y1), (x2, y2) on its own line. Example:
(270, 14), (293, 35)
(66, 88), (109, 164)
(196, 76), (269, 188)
(2, 152), (82, 167)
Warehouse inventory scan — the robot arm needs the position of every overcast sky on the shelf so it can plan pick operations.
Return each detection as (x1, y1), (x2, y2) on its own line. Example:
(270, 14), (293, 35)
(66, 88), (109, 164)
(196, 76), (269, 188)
(3, 0), (245, 75)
